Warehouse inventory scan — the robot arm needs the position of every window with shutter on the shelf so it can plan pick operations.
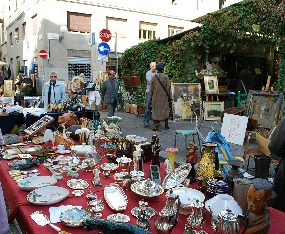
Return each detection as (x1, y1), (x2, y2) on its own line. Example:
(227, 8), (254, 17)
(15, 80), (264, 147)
(67, 12), (91, 33)
(106, 17), (127, 38)
(139, 21), (157, 40)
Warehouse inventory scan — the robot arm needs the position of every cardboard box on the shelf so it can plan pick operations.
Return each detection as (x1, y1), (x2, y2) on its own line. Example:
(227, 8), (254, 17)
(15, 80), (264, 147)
(130, 104), (138, 115)
(125, 103), (131, 113)
(256, 132), (270, 156)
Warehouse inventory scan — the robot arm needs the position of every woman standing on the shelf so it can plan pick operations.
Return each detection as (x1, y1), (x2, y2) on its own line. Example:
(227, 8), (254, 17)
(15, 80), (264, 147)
(150, 62), (171, 131)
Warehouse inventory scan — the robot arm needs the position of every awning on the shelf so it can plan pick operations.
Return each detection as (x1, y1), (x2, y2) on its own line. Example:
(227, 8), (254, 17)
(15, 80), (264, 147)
(0, 61), (9, 66)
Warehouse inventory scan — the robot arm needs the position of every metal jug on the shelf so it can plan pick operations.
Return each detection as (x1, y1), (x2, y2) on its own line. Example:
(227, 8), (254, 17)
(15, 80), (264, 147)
(184, 199), (206, 234)
(216, 209), (240, 234)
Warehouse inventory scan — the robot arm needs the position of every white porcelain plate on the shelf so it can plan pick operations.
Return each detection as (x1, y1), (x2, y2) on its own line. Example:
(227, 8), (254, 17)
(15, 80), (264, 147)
(27, 186), (69, 205)
(60, 207), (92, 227)
(100, 163), (118, 171)
(18, 176), (57, 191)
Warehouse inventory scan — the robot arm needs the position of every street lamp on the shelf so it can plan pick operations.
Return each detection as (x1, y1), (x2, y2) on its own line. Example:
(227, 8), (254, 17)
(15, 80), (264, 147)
(59, 25), (68, 42)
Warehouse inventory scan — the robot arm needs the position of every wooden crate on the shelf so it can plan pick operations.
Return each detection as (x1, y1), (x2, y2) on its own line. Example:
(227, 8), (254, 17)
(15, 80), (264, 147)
(125, 103), (131, 113)
(130, 104), (138, 115)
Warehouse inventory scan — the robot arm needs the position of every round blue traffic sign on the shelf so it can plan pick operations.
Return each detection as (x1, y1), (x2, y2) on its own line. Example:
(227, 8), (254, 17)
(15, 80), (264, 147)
(98, 42), (110, 56)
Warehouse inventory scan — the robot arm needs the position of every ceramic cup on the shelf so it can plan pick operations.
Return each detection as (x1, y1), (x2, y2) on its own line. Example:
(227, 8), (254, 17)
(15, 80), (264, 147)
(58, 144), (65, 152)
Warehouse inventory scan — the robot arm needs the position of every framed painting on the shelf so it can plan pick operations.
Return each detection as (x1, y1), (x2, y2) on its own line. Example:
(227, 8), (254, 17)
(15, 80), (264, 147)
(245, 90), (284, 130)
(218, 85), (228, 95)
(204, 101), (224, 120)
(204, 76), (219, 94)
(171, 83), (202, 120)
(3, 80), (13, 97)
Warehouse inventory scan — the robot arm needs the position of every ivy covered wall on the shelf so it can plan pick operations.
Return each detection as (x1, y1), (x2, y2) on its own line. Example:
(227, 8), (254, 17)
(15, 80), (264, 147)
(119, 0), (285, 88)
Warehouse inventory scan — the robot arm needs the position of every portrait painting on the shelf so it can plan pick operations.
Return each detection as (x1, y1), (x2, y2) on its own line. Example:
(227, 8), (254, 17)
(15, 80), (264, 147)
(3, 80), (13, 97)
(204, 76), (219, 94)
(172, 83), (202, 120)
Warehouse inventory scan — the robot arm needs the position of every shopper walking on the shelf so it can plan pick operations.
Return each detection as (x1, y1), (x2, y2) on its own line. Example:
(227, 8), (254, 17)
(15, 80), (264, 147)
(150, 62), (171, 131)
(100, 70), (119, 117)
(43, 71), (65, 107)
(143, 61), (156, 127)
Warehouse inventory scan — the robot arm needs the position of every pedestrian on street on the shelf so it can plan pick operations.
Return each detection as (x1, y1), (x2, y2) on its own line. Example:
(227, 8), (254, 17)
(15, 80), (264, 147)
(150, 62), (171, 131)
(43, 71), (65, 107)
(100, 70), (119, 117)
(143, 61), (156, 127)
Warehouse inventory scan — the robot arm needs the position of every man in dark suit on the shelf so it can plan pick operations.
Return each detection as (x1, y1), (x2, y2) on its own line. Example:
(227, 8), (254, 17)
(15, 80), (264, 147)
(100, 70), (119, 117)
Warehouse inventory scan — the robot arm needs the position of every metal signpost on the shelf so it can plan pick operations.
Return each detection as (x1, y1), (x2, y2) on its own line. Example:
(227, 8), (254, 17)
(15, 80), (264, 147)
(98, 29), (111, 90)
(39, 49), (48, 103)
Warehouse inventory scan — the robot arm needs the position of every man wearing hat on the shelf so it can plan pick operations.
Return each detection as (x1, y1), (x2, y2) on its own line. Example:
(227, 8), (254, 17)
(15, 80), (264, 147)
(14, 70), (24, 103)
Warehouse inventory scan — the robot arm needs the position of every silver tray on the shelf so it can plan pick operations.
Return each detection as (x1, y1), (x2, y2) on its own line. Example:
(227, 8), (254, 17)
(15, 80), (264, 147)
(104, 183), (128, 211)
(131, 178), (164, 198)
(100, 163), (118, 171)
(131, 207), (156, 219)
(162, 163), (192, 189)
(106, 213), (130, 223)
(60, 207), (92, 227)
(67, 179), (89, 189)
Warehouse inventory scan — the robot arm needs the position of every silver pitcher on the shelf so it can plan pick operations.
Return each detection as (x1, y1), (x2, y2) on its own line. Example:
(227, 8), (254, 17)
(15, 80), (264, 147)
(184, 199), (206, 234)
(215, 209), (240, 234)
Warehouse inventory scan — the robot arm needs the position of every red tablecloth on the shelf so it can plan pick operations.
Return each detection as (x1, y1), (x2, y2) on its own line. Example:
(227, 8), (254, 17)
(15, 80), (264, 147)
(1, 144), (285, 234)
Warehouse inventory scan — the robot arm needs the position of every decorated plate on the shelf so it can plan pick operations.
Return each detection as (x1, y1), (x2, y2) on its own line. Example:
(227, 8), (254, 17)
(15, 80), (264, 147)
(106, 213), (130, 223)
(131, 207), (156, 219)
(104, 183), (128, 211)
(130, 178), (164, 198)
(100, 163), (118, 171)
(67, 179), (89, 190)
(162, 163), (192, 189)
(18, 176), (57, 191)
(60, 207), (92, 227)
(27, 186), (69, 205)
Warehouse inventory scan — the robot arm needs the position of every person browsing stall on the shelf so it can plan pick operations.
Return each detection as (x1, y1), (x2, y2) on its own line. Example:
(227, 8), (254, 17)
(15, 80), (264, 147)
(43, 71), (65, 107)
(100, 70), (119, 117)
(150, 62), (171, 131)
(143, 61), (156, 128)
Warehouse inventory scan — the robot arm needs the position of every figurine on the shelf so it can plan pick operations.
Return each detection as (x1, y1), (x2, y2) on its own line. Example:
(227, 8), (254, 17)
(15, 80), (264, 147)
(152, 136), (160, 167)
(92, 167), (101, 187)
(164, 159), (173, 175)
(186, 142), (198, 183)
(58, 112), (79, 128)
(243, 178), (273, 234)
(43, 129), (55, 146)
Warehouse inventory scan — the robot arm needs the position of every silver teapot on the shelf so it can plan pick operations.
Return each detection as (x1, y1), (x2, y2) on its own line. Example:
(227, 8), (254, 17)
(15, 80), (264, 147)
(184, 199), (206, 234)
(215, 209), (240, 234)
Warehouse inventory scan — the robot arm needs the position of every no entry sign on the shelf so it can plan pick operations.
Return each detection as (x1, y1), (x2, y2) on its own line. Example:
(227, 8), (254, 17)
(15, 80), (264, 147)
(39, 49), (48, 59)
(99, 29), (112, 42)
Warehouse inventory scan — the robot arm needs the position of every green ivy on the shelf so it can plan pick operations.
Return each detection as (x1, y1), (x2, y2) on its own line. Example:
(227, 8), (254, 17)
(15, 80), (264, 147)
(119, 0), (285, 85)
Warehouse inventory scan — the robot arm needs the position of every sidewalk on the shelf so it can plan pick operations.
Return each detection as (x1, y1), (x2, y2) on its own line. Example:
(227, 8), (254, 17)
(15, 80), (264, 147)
(99, 110), (246, 165)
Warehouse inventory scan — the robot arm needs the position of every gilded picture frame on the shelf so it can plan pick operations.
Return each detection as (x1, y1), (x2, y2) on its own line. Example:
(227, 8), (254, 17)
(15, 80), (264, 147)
(171, 83), (202, 120)
(204, 76), (219, 94)
(204, 101), (224, 121)
(3, 80), (13, 97)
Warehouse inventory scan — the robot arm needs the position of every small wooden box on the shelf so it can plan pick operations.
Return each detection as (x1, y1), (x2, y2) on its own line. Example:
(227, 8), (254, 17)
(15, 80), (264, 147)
(130, 104), (138, 115)
(125, 103), (131, 113)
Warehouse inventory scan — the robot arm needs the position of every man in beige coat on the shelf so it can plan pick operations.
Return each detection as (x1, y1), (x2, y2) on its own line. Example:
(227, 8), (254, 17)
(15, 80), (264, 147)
(150, 62), (171, 131)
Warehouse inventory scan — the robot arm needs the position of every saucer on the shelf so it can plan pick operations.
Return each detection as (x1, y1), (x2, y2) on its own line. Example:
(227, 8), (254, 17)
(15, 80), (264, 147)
(56, 150), (71, 154)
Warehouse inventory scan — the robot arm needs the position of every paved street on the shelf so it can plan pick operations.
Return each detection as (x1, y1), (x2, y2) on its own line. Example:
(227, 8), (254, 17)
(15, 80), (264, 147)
(99, 110), (246, 165)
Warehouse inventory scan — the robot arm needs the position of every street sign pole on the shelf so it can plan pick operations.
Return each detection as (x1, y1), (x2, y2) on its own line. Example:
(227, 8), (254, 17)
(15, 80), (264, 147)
(115, 32), (119, 78)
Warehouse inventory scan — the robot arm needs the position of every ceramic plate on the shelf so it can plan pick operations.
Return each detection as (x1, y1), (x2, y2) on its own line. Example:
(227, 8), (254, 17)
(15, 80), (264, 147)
(104, 183), (128, 211)
(27, 186), (69, 205)
(60, 207), (92, 227)
(162, 163), (192, 189)
(31, 136), (44, 144)
(67, 179), (89, 190)
(100, 163), (118, 171)
(168, 185), (205, 214)
(56, 150), (71, 154)
(18, 176), (57, 191)
(106, 213), (130, 223)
